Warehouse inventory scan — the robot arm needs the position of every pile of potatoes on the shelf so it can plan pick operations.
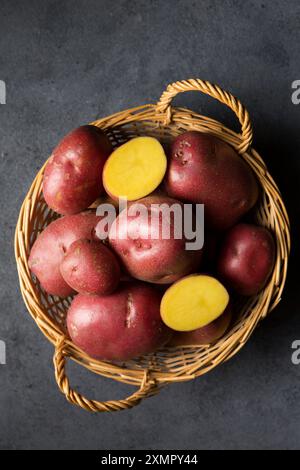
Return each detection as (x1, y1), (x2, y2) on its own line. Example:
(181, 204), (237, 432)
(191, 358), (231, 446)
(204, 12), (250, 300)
(29, 125), (275, 361)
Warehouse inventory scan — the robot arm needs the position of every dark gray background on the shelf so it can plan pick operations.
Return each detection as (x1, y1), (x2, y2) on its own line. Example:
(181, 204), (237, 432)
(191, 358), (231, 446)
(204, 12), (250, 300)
(0, 0), (299, 450)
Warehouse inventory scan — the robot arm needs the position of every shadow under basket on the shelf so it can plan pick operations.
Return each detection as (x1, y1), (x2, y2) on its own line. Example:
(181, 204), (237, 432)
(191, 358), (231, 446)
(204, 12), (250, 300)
(15, 78), (290, 412)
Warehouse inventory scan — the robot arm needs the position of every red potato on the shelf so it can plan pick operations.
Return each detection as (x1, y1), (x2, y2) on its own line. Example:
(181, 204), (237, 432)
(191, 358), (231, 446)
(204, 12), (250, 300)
(109, 195), (203, 284)
(217, 223), (275, 296)
(29, 212), (108, 297)
(60, 239), (121, 295)
(43, 125), (112, 215)
(168, 305), (232, 346)
(165, 131), (259, 230)
(67, 282), (172, 361)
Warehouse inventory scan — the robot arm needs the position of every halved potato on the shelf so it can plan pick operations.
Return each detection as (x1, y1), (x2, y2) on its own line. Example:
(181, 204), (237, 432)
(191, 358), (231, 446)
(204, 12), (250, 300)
(103, 137), (167, 201)
(160, 275), (229, 331)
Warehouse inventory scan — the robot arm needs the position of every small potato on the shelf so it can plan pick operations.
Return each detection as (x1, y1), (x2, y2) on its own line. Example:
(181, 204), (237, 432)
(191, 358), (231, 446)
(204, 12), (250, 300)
(43, 125), (112, 215)
(29, 212), (108, 297)
(165, 131), (259, 230)
(160, 274), (229, 331)
(60, 239), (121, 295)
(168, 305), (232, 346)
(217, 223), (275, 296)
(67, 282), (172, 361)
(109, 195), (203, 284)
(103, 137), (167, 201)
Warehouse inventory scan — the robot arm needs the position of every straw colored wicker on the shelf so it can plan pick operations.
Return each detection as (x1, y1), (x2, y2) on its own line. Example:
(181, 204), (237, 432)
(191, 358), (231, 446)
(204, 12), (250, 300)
(15, 78), (290, 413)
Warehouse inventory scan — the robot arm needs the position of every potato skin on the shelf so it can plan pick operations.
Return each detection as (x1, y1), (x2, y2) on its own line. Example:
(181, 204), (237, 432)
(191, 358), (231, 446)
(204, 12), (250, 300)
(29, 212), (107, 297)
(67, 283), (172, 361)
(168, 304), (232, 346)
(109, 195), (203, 284)
(217, 223), (275, 296)
(43, 125), (112, 215)
(165, 131), (259, 230)
(60, 239), (120, 295)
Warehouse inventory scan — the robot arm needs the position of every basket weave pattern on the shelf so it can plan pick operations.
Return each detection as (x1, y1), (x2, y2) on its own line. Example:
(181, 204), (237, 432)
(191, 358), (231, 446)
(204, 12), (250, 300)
(15, 79), (290, 412)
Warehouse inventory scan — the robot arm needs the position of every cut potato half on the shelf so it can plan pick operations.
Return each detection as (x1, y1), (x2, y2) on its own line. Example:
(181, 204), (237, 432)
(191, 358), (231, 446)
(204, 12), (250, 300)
(160, 275), (229, 331)
(103, 137), (167, 201)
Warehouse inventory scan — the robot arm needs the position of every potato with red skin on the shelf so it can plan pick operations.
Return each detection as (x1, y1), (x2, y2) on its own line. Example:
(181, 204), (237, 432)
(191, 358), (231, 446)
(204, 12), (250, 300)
(67, 283), (172, 361)
(60, 239), (120, 295)
(29, 212), (108, 297)
(168, 305), (232, 346)
(43, 125), (112, 215)
(217, 223), (275, 296)
(109, 196), (203, 284)
(165, 131), (259, 230)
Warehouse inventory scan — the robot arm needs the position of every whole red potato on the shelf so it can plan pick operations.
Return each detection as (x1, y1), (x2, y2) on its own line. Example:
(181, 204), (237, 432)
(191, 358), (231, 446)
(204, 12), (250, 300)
(43, 125), (112, 215)
(217, 223), (275, 296)
(60, 239), (121, 295)
(67, 283), (172, 361)
(165, 131), (259, 230)
(109, 195), (203, 284)
(29, 212), (107, 297)
(168, 305), (232, 346)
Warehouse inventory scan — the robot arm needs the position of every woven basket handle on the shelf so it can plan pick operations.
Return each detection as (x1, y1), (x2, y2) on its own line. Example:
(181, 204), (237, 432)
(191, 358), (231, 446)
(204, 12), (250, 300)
(54, 338), (157, 412)
(156, 78), (253, 154)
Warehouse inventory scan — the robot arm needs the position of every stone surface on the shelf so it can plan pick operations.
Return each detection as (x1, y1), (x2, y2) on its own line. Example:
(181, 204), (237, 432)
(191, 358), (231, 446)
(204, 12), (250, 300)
(0, 0), (300, 450)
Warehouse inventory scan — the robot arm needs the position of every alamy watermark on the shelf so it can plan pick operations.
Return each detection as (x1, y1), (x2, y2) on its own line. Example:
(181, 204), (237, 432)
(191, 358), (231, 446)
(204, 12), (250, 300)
(0, 340), (6, 365)
(0, 80), (6, 104)
(95, 199), (204, 250)
(291, 80), (300, 105)
(291, 340), (300, 365)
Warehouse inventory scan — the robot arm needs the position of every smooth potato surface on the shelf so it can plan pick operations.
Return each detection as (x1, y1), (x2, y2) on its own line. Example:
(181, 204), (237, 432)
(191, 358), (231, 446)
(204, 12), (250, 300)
(217, 223), (275, 295)
(160, 274), (229, 331)
(103, 137), (167, 201)
(60, 239), (121, 295)
(165, 131), (259, 230)
(67, 282), (172, 360)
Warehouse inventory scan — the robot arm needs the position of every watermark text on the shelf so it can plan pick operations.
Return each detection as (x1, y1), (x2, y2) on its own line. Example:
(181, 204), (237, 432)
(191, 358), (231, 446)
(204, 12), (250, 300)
(0, 340), (6, 365)
(0, 80), (6, 104)
(291, 80), (300, 105)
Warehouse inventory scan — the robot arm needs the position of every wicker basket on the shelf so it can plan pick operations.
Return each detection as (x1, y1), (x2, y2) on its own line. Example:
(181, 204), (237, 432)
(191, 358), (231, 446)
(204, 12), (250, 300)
(15, 79), (290, 413)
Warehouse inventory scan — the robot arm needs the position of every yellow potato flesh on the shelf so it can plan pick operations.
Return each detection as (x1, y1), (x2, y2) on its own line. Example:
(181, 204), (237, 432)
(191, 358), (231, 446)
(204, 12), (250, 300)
(103, 136), (167, 201)
(160, 275), (229, 332)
